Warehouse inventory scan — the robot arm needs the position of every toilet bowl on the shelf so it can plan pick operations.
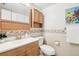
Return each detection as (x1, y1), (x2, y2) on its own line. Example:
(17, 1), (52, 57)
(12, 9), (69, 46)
(40, 44), (55, 56)
(38, 37), (55, 56)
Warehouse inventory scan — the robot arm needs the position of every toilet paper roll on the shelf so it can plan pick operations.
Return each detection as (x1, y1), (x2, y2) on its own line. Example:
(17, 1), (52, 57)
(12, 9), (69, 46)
(54, 41), (60, 46)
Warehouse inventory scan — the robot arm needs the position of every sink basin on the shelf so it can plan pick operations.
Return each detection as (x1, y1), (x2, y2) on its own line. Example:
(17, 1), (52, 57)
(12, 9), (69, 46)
(0, 37), (16, 43)
(0, 39), (6, 43)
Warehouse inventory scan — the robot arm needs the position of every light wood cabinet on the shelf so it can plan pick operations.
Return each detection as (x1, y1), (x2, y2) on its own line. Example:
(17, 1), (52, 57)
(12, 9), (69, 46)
(39, 13), (43, 23)
(0, 45), (26, 56)
(31, 8), (44, 28)
(33, 9), (43, 23)
(0, 41), (40, 56)
(33, 9), (39, 23)
(0, 20), (30, 31)
(26, 41), (40, 56)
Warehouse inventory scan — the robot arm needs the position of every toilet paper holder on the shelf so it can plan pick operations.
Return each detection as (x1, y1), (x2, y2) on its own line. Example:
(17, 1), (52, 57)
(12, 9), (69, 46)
(54, 41), (61, 46)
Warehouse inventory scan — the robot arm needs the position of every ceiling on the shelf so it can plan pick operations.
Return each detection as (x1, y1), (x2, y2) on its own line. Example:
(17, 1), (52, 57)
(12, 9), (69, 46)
(31, 3), (55, 10)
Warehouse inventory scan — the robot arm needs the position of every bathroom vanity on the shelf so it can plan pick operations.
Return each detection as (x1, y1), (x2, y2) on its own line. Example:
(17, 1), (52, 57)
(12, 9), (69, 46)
(0, 3), (43, 56)
(0, 38), (40, 56)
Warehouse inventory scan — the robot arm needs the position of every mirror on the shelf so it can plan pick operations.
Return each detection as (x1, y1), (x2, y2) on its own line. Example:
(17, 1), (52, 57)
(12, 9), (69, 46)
(0, 3), (30, 23)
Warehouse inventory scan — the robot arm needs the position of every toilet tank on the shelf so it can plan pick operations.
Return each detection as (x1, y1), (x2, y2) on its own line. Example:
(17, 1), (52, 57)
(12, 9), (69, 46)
(37, 37), (45, 46)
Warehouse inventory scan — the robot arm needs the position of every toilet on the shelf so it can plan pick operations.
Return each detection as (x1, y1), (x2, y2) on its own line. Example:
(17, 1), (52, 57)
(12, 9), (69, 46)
(38, 37), (56, 56)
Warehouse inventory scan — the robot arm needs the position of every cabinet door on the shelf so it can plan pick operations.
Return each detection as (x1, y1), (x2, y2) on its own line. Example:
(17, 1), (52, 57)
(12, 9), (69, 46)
(32, 8), (39, 23)
(26, 42), (40, 56)
(0, 45), (26, 56)
(26, 47), (40, 56)
(32, 8), (43, 23)
(39, 13), (43, 23)
(31, 8), (43, 28)
(1, 9), (11, 20)
(34, 10), (39, 23)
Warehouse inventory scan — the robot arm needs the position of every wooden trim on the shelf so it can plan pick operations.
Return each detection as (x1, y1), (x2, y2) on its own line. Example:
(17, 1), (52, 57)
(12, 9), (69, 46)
(29, 9), (32, 28)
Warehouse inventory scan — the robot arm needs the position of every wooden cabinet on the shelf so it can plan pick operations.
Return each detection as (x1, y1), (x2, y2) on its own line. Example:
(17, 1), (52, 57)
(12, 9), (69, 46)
(39, 13), (43, 23)
(26, 41), (40, 56)
(0, 20), (30, 31)
(0, 45), (26, 56)
(31, 8), (44, 28)
(33, 9), (39, 23)
(0, 41), (40, 56)
(33, 8), (43, 23)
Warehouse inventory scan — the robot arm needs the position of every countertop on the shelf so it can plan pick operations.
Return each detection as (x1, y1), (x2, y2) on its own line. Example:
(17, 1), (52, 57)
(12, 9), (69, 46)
(0, 37), (39, 53)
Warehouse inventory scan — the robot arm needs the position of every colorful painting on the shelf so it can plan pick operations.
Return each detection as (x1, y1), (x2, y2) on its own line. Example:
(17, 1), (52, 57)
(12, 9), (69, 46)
(65, 6), (79, 24)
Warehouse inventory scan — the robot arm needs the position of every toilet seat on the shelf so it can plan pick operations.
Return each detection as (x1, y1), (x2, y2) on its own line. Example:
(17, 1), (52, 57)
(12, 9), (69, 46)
(40, 44), (55, 56)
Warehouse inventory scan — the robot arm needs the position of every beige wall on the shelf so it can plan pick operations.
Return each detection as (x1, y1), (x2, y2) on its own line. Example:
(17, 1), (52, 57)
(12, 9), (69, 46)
(45, 33), (79, 56)
(43, 3), (79, 56)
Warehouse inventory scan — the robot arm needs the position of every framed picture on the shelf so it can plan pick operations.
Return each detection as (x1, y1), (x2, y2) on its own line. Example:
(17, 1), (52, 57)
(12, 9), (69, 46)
(65, 6), (79, 24)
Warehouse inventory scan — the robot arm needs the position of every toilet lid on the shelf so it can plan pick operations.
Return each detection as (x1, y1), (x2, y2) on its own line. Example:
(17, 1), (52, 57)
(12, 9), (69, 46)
(40, 45), (55, 55)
